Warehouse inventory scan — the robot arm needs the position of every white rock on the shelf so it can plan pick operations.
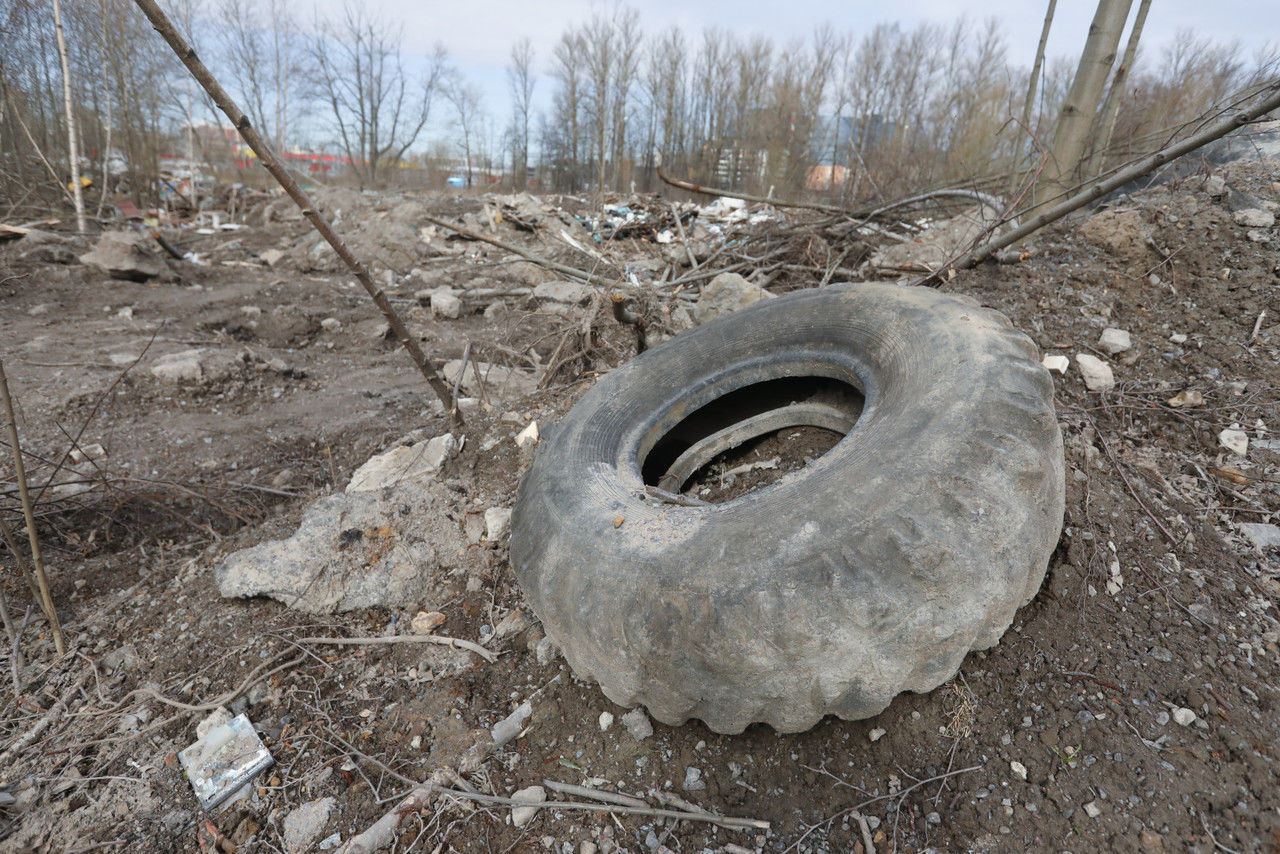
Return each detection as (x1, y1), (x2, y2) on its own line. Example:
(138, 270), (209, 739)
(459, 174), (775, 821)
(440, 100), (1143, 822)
(516, 421), (539, 448)
(1075, 353), (1115, 391)
(494, 608), (530, 639)
(431, 290), (462, 319)
(1169, 332), (1187, 344)
(510, 785), (546, 827)
(492, 701), (532, 746)
(1041, 354), (1069, 374)
(868, 728), (886, 742)
(1233, 208), (1275, 228)
(320, 317), (342, 332)
(621, 708), (653, 741)
(1083, 800), (1102, 818)
(485, 507), (512, 541)
(283, 797), (337, 853)
(410, 610), (444, 635)
(533, 281), (596, 314)
(1097, 327), (1131, 355)
(1218, 427), (1248, 456)
(1010, 760), (1027, 780)
(598, 712), (614, 732)
(1238, 522), (1280, 551)
(1167, 389), (1204, 408)
(259, 248), (285, 267)
(151, 349), (206, 384)
(682, 767), (705, 791)
(1172, 707), (1197, 726)
(346, 435), (457, 493)
(1203, 175), (1227, 197)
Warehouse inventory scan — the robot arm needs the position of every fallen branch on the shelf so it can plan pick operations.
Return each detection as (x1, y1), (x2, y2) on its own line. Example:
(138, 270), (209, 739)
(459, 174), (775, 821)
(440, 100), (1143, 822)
(0, 360), (64, 654)
(960, 79), (1280, 268)
(294, 633), (498, 663)
(130, 0), (458, 423)
(542, 779), (648, 809)
(659, 166), (855, 216)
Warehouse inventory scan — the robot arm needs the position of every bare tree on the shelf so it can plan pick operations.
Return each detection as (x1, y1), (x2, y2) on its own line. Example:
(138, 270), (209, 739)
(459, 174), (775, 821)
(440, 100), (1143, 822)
(1037, 0), (1133, 204)
(218, 0), (300, 152)
(507, 37), (535, 188)
(50, 0), (85, 232)
(309, 4), (447, 186)
(1085, 0), (1151, 176)
(446, 77), (484, 187)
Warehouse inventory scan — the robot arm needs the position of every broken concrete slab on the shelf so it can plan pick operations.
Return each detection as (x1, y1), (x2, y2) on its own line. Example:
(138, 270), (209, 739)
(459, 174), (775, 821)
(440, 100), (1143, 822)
(150, 349), (246, 385)
(80, 230), (170, 282)
(442, 360), (537, 400)
(870, 205), (1001, 271)
(345, 435), (457, 493)
(694, 272), (774, 324)
(216, 476), (466, 613)
(283, 797), (337, 853)
(1233, 208), (1276, 229)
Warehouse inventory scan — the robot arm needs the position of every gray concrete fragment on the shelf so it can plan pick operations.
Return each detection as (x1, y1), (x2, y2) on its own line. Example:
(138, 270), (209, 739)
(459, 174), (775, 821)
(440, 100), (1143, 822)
(283, 797), (337, 853)
(80, 231), (169, 281)
(693, 272), (774, 324)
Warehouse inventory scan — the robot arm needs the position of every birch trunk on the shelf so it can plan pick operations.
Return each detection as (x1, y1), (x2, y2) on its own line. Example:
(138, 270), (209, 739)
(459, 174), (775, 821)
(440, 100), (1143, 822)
(1035, 0), (1133, 206)
(1085, 0), (1152, 177)
(51, 0), (86, 233)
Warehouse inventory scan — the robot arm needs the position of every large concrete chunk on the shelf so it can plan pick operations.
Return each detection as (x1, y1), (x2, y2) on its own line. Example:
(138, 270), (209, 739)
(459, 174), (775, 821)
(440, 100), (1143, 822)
(443, 359), (537, 400)
(80, 230), (170, 281)
(694, 272), (774, 324)
(216, 476), (466, 613)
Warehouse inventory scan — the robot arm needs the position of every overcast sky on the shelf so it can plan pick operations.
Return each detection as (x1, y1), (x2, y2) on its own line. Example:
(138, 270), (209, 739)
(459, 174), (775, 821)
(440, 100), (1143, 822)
(307, 0), (1278, 144)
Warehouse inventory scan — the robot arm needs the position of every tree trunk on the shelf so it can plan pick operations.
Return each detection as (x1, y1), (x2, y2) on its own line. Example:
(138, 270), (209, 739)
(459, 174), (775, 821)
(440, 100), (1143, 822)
(1035, 0), (1133, 206)
(1010, 0), (1056, 194)
(1085, 0), (1152, 177)
(51, 0), (86, 233)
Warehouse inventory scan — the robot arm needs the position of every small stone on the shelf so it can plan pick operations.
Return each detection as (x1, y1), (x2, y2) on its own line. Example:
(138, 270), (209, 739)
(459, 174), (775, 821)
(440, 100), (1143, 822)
(1233, 208), (1275, 228)
(151, 349), (206, 384)
(1097, 327), (1132, 355)
(1203, 175), (1227, 198)
(868, 728), (886, 742)
(682, 767), (705, 791)
(283, 797), (337, 852)
(485, 507), (512, 541)
(1149, 646), (1173, 663)
(580, 843), (598, 854)
(622, 708), (653, 741)
(1075, 353), (1114, 390)
(410, 610), (445, 635)
(1041, 354), (1069, 373)
(1167, 389), (1203, 408)
(260, 248), (285, 267)
(599, 712), (614, 731)
(1155, 710), (1170, 726)
(510, 785), (546, 827)
(1010, 760), (1027, 780)
(494, 608), (530, 639)
(492, 701), (532, 746)
(320, 317), (342, 332)
(534, 635), (561, 665)
(1083, 800), (1102, 818)
(431, 290), (462, 320)
(1251, 438), (1280, 464)
(1169, 332), (1187, 344)
(1238, 522), (1280, 551)
(1172, 707), (1196, 726)
(1218, 427), (1249, 456)
(516, 421), (539, 448)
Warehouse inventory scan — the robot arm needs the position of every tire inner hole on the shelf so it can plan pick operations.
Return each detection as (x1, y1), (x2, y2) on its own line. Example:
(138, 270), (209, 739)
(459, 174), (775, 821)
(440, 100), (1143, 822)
(641, 376), (864, 503)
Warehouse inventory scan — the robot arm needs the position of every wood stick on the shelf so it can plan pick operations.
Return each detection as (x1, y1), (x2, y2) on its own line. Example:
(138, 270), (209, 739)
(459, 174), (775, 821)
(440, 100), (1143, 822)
(129, 0), (459, 423)
(294, 634), (498, 663)
(659, 166), (860, 217)
(0, 360), (64, 654)
(542, 779), (648, 809)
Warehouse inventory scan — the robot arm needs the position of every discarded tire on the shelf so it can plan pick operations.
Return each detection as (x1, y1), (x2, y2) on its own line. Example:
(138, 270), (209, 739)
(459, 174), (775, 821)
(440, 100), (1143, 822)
(511, 283), (1064, 734)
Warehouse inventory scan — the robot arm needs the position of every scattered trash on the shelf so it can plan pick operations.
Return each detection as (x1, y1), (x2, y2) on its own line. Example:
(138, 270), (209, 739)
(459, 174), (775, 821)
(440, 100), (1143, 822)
(179, 712), (273, 810)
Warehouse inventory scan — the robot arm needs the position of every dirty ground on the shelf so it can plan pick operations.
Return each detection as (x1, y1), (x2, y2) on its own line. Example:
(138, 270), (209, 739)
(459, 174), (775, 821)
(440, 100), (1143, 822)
(1, 162), (1279, 853)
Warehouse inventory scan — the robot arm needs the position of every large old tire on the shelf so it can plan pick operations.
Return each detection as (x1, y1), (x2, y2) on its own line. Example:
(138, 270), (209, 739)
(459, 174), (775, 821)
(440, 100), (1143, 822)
(511, 283), (1064, 734)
